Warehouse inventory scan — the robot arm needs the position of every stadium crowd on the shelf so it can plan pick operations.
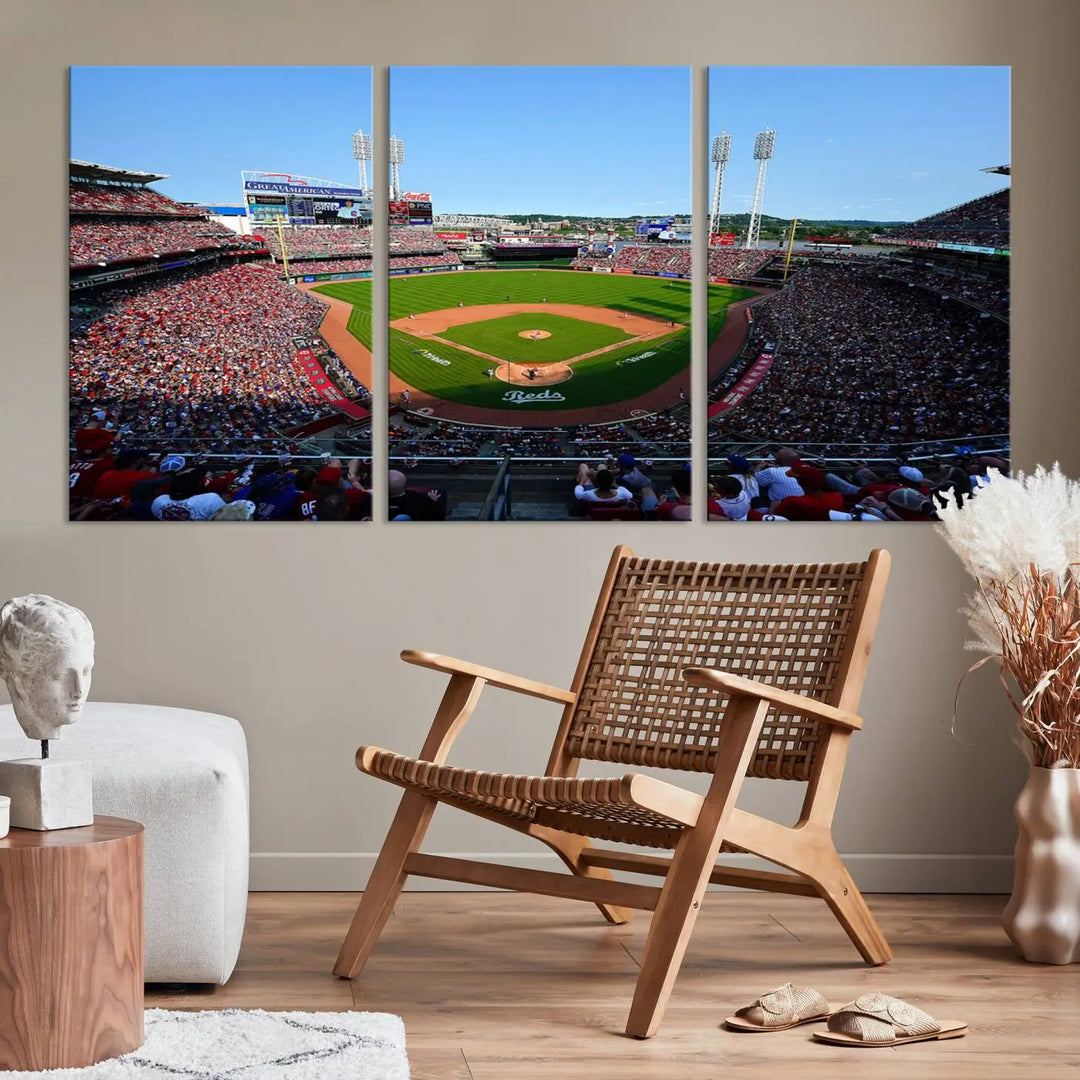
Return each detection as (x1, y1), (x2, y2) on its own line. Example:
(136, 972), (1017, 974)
(885, 188), (1010, 247)
(71, 450), (373, 522)
(708, 264), (1008, 446)
(264, 226), (373, 258)
(570, 245), (774, 280)
(389, 228), (449, 253)
(875, 260), (1009, 318)
(70, 262), (354, 455)
(70, 181), (194, 216)
(70, 219), (262, 266)
(707, 247), (774, 278)
(707, 445), (1007, 522)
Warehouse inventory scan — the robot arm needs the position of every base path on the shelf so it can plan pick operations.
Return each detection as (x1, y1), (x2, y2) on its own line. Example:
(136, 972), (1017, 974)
(391, 302), (673, 340)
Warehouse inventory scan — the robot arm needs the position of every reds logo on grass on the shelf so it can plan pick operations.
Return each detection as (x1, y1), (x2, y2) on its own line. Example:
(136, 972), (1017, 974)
(503, 389), (566, 404)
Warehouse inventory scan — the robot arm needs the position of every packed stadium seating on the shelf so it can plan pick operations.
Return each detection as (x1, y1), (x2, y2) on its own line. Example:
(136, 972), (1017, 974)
(885, 188), (1010, 247)
(707, 447), (1007, 523)
(286, 252), (460, 277)
(70, 262), (363, 454)
(70, 220), (262, 266)
(389, 227), (449, 253)
(708, 263), (1008, 446)
(874, 259), (1009, 318)
(70, 181), (196, 216)
(707, 247), (774, 278)
(288, 257), (373, 275)
(571, 245), (775, 280)
(263, 226), (373, 258)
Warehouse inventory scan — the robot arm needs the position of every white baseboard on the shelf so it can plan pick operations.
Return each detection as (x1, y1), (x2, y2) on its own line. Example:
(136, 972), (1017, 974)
(249, 851), (1013, 893)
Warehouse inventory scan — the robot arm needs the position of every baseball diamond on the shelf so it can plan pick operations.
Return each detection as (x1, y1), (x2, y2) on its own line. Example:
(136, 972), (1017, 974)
(309, 270), (753, 426)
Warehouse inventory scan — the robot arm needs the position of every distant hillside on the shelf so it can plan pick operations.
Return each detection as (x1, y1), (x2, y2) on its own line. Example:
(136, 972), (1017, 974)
(453, 211), (907, 233)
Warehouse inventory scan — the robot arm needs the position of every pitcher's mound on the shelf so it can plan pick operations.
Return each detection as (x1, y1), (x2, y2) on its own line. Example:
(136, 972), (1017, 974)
(495, 361), (572, 386)
(518, 329), (552, 340)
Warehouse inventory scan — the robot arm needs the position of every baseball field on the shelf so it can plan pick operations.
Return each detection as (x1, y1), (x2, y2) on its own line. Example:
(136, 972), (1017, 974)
(311, 269), (755, 423)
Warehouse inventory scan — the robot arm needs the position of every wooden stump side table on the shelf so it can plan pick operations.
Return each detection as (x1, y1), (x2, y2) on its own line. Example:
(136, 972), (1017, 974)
(0, 816), (144, 1071)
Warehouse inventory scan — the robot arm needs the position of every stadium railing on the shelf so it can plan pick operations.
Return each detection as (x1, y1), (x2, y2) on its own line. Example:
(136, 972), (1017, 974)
(478, 456), (513, 521)
(706, 434), (1010, 468)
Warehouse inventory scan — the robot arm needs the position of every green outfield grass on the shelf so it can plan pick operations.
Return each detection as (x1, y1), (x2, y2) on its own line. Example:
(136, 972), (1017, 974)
(313, 270), (753, 413)
(436, 312), (633, 364)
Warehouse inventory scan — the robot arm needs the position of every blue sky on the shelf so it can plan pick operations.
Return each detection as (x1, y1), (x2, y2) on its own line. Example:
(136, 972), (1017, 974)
(71, 68), (372, 205)
(389, 67), (690, 216)
(709, 67), (1010, 222)
(70, 67), (1008, 221)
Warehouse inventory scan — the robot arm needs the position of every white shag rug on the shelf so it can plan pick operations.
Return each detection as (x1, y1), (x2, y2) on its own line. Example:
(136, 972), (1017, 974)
(1, 1009), (409, 1079)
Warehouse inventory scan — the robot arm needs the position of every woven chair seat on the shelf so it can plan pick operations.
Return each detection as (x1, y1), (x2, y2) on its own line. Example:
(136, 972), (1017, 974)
(360, 747), (688, 848)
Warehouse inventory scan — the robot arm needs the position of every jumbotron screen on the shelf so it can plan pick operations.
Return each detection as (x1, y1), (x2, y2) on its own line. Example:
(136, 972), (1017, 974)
(241, 172), (372, 226)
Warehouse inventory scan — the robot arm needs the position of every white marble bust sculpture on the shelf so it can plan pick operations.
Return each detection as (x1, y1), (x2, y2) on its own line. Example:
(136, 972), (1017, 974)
(0, 595), (94, 743)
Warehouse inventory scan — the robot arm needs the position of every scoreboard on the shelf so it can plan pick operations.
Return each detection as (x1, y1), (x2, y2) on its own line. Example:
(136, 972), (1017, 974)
(241, 172), (372, 226)
(402, 191), (433, 225)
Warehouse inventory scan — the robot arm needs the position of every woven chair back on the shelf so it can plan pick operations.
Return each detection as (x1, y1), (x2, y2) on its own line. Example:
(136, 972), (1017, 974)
(565, 556), (875, 780)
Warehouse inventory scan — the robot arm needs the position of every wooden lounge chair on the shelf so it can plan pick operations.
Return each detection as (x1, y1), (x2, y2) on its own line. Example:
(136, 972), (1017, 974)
(335, 545), (892, 1038)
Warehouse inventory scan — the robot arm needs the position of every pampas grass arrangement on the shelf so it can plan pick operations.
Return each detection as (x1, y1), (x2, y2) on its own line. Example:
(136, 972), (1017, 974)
(937, 464), (1080, 768)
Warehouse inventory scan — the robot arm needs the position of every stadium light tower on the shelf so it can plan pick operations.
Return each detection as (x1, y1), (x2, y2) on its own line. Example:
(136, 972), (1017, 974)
(708, 132), (732, 242)
(352, 129), (372, 193)
(745, 127), (776, 250)
(389, 136), (405, 201)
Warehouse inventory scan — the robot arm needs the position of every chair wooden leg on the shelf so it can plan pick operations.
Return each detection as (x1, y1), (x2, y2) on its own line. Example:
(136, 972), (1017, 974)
(623, 827), (717, 1038)
(625, 694), (770, 1038)
(532, 827), (633, 925)
(806, 850), (892, 966)
(333, 790), (437, 978)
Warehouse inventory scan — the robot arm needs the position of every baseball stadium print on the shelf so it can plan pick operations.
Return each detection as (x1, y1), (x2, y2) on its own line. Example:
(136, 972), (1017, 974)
(706, 67), (1010, 524)
(350, 65), (690, 522)
(69, 67), (374, 522)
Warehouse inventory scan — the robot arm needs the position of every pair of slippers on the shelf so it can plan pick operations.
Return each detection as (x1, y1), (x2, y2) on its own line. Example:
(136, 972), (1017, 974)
(724, 983), (968, 1047)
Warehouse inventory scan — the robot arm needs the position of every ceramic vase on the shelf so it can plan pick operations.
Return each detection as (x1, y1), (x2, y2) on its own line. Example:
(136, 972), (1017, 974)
(1002, 765), (1080, 964)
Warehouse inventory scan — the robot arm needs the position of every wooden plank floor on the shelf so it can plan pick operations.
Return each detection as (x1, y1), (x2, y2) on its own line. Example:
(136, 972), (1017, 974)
(148, 892), (1080, 1079)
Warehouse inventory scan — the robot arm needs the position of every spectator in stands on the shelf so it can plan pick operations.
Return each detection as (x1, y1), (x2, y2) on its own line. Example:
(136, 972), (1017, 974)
(726, 455), (760, 501)
(751, 448), (804, 507)
(708, 476), (751, 521)
(772, 465), (845, 520)
(388, 469), (446, 521)
(233, 464), (301, 522)
(150, 470), (226, 521)
(616, 453), (653, 494)
(573, 464), (633, 506)
(656, 468), (693, 521)
(94, 449), (159, 501)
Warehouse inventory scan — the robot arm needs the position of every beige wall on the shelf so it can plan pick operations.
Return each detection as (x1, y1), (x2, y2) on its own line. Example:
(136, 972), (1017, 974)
(1, 0), (1076, 892)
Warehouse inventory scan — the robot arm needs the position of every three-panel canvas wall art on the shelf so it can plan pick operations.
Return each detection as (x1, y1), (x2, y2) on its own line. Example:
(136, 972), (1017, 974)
(69, 66), (1009, 522)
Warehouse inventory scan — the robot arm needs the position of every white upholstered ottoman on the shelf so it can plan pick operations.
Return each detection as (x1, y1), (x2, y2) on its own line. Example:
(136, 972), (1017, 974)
(0, 702), (249, 985)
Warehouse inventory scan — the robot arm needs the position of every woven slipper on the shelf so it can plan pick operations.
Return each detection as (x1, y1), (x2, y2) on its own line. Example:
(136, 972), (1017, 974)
(724, 983), (838, 1032)
(812, 993), (967, 1047)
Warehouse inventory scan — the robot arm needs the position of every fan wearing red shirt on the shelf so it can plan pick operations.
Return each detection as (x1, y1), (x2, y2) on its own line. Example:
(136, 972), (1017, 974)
(94, 450), (160, 500)
(75, 419), (117, 457)
(773, 465), (845, 521)
(69, 450), (116, 500)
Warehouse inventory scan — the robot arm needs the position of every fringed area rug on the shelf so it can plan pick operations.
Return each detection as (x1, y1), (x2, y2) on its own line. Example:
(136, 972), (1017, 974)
(1, 1009), (409, 1079)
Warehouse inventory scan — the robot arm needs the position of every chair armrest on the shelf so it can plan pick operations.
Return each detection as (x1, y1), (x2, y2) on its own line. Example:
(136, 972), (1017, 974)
(401, 650), (576, 705)
(682, 667), (862, 731)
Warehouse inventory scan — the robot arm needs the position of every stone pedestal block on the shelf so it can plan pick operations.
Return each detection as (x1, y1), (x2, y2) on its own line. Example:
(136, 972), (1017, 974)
(0, 758), (93, 830)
